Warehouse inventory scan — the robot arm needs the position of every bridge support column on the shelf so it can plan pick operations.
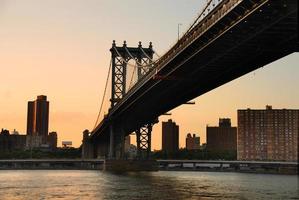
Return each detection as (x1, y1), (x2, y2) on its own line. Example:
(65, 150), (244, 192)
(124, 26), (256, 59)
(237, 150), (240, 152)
(109, 125), (114, 159)
(95, 140), (109, 159)
(136, 123), (153, 160)
(114, 128), (125, 159)
(108, 123), (126, 159)
(82, 129), (95, 159)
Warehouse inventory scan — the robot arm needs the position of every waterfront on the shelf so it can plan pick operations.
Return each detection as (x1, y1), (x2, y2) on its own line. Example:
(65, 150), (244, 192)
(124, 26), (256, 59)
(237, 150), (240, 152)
(0, 171), (297, 200)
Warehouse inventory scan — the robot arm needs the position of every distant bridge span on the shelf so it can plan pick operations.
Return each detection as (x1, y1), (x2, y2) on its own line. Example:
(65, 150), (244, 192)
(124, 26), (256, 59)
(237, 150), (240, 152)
(82, 0), (298, 159)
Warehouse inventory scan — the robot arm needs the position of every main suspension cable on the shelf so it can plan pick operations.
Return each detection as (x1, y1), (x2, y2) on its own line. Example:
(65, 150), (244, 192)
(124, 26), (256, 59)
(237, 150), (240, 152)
(114, 47), (154, 68)
(182, 0), (214, 38)
(93, 59), (112, 130)
(128, 62), (137, 90)
(139, 47), (153, 62)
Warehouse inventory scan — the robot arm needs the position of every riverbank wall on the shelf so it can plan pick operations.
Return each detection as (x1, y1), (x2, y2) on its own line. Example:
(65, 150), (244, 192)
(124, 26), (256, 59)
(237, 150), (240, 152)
(0, 159), (297, 175)
(0, 159), (103, 170)
(158, 160), (298, 175)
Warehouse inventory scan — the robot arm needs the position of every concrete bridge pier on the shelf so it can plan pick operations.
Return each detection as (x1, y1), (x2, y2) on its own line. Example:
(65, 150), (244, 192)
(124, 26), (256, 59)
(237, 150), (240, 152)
(82, 129), (94, 159)
(94, 141), (109, 159)
(108, 123), (126, 159)
(102, 122), (158, 171)
(82, 129), (109, 159)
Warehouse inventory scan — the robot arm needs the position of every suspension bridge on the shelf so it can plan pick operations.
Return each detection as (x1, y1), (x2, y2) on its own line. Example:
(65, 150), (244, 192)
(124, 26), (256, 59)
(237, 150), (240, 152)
(82, 0), (298, 163)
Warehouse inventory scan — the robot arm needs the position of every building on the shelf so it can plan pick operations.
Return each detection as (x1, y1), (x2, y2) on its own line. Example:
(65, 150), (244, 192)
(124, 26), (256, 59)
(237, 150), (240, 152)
(186, 133), (200, 150)
(0, 129), (27, 152)
(162, 119), (179, 153)
(62, 141), (72, 148)
(206, 118), (237, 152)
(238, 105), (298, 161)
(48, 132), (58, 149)
(26, 95), (57, 150)
(27, 95), (49, 143)
(25, 135), (43, 149)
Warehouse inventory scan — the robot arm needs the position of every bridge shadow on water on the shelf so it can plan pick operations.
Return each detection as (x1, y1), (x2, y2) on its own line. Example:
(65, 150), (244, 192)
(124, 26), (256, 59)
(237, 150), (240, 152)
(97, 171), (297, 200)
(100, 171), (218, 200)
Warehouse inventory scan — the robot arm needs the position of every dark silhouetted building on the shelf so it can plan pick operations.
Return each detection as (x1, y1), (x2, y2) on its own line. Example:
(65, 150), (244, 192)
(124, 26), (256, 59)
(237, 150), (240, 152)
(25, 135), (43, 149)
(26, 95), (58, 150)
(219, 118), (232, 127)
(0, 129), (26, 152)
(206, 118), (237, 151)
(238, 105), (298, 161)
(162, 119), (179, 153)
(186, 133), (200, 150)
(27, 95), (49, 143)
(48, 132), (58, 149)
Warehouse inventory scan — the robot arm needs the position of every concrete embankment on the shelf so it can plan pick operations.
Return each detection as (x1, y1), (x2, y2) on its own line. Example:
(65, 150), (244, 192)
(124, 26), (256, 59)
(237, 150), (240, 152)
(0, 159), (297, 175)
(0, 159), (104, 170)
(158, 160), (298, 175)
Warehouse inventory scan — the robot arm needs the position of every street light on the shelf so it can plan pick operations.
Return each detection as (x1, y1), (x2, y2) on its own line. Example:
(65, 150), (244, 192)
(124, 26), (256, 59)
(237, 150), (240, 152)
(178, 23), (182, 41)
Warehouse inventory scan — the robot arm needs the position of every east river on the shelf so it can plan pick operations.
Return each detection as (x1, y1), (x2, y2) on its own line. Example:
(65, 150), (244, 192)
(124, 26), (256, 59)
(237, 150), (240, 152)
(0, 170), (297, 200)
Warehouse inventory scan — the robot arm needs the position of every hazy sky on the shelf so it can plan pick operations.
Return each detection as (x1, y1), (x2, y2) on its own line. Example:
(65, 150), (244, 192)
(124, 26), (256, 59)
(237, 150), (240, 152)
(0, 0), (298, 149)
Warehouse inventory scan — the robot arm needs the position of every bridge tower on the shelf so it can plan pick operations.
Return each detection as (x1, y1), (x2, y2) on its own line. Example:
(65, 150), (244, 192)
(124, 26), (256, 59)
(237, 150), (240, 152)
(109, 40), (154, 159)
(110, 40), (154, 107)
(135, 123), (154, 159)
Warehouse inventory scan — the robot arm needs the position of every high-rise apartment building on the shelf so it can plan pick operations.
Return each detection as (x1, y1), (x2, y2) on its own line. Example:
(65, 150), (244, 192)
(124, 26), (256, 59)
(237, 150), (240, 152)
(162, 119), (179, 153)
(26, 95), (49, 141)
(206, 118), (237, 151)
(186, 133), (200, 150)
(238, 105), (298, 161)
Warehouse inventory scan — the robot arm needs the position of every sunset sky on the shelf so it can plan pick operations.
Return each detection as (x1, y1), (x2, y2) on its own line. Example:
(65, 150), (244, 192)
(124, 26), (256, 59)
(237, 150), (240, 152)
(0, 0), (298, 149)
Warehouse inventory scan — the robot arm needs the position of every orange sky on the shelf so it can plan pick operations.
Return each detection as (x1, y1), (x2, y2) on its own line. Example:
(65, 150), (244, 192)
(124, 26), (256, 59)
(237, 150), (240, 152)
(0, 1), (298, 149)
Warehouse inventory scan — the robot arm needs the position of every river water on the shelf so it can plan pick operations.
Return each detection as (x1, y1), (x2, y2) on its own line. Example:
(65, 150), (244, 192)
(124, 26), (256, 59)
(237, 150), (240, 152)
(0, 170), (297, 200)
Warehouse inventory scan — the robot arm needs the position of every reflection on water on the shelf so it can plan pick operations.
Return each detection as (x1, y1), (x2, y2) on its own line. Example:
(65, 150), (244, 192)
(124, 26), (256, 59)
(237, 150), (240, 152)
(0, 170), (298, 200)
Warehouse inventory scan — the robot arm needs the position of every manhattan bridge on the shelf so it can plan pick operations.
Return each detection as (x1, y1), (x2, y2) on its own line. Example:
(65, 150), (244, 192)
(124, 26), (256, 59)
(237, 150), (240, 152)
(81, 0), (298, 161)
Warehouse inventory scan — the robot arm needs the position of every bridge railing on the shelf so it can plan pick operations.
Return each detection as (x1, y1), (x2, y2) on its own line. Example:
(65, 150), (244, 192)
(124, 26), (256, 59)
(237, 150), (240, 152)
(108, 0), (243, 115)
(154, 0), (242, 74)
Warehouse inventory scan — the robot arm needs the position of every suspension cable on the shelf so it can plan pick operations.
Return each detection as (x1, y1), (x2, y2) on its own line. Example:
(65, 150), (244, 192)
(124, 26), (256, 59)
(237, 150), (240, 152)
(182, 0), (214, 38)
(129, 61), (137, 90)
(124, 46), (144, 66)
(93, 59), (112, 129)
(153, 50), (161, 58)
(114, 47), (153, 68)
(139, 47), (153, 62)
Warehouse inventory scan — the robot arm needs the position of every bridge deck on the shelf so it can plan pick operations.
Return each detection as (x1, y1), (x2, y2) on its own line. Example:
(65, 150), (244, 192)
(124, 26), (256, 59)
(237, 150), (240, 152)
(92, 0), (298, 141)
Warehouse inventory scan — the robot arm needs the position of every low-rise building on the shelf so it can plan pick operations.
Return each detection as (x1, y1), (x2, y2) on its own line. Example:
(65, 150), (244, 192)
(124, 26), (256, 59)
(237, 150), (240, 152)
(206, 118), (237, 152)
(0, 129), (27, 152)
(186, 133), (200, 150)
(25, 135), (43, 149)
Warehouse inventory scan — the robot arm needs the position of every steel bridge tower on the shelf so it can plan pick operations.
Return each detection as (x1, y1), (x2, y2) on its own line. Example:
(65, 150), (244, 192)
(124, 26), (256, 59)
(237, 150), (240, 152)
(109, 40), (155, 159)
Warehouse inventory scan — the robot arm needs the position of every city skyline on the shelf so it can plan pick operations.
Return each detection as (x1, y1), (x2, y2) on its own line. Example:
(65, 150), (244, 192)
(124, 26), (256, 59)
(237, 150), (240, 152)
(0, 0), (298, 149)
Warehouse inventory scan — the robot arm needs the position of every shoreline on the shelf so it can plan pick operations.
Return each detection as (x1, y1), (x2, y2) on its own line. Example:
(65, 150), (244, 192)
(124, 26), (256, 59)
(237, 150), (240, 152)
(0, 159), (297, 175)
